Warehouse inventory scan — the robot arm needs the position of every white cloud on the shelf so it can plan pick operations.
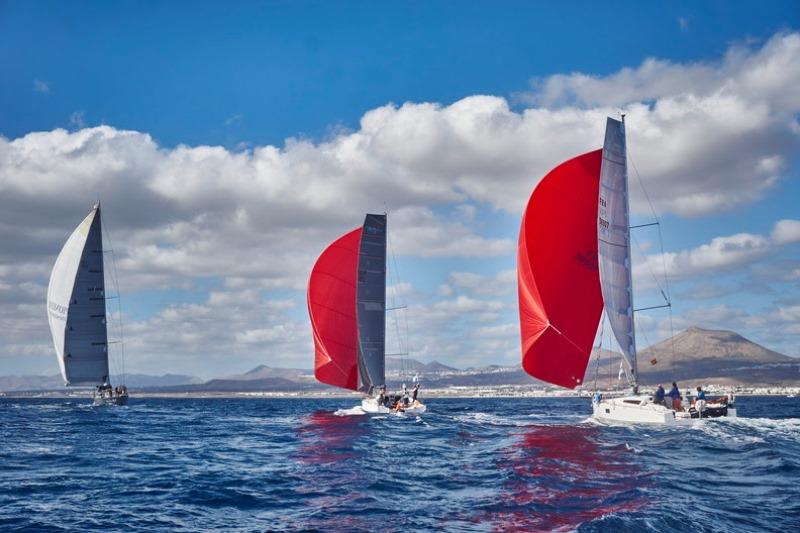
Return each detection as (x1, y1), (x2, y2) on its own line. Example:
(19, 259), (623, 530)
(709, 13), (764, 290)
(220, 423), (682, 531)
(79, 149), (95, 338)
(33, 79), (50, 94)
(772, 219), (800, 245)
(224, 114), (243, 126)
(2, 31), (799, 374)
(69, 111), (86, 129)
(439, 269), (516, 297)
(124, 290), (310, 377)
(520, 32), (800, 216)
(391, 207), (515, 258)
(637, 219), (800, 285)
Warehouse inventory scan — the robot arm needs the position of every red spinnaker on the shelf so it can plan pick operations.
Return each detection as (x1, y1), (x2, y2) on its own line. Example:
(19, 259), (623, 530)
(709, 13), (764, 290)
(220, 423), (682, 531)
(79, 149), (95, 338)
(308, 228), (362, 391)
(517, 150), (604, 389)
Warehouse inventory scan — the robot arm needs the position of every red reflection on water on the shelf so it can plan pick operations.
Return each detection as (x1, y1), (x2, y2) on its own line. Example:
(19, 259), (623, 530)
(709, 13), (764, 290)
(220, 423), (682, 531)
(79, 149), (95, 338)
(294, 410), (365, 465)
(486, 424), (649, 532)
(293, 410), (370, 531)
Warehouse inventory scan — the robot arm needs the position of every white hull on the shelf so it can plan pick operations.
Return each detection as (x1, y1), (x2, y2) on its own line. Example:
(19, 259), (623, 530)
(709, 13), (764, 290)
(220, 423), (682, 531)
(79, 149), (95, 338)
(361, 397), (391, 414)
(361, 397), (427, 415)
(592, 395), (736, 425)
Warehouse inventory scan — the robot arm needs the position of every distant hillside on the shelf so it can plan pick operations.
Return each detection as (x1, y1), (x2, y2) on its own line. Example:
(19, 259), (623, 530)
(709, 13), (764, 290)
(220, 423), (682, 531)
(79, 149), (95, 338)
(223, 365), (314, 382)
(585, 327), (799, 387)
(4, 327), (797, 394)
(385, 357), (459, 375)
(0, 372), (201, 392)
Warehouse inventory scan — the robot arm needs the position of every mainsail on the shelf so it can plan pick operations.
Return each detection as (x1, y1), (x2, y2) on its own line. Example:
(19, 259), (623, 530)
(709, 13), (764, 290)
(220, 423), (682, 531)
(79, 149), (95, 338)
(47, 204), (110, 386)
(517, 151), (604, 389)
(355, 214), (387, 392)
(308, 214), (387, 393)
(597, 117), (638, 388)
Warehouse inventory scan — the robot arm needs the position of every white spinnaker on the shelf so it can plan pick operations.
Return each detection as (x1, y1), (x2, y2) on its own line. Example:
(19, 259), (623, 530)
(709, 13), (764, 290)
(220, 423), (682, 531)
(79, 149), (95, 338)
(597, 117), (638, 388)
(47, 206), (109, 386)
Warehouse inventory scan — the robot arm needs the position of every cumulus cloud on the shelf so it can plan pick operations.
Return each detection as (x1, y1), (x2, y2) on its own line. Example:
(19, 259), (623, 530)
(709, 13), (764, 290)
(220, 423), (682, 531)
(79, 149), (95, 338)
(124, 289), (309, 377)
(772, 219), (800, 245)
(439, 269), (516, 297)
(521, 32), (800, 216)
(2, 31), (799, 374)
(636, 219), (800, 285)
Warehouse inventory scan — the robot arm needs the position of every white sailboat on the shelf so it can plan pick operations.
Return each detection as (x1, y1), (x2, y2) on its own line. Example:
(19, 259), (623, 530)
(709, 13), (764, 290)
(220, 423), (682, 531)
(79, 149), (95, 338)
(516, 118), (736, 425)
(47, 202), (128, 406)
(591, 117), (736, 424)
(308, 213), (426, 415)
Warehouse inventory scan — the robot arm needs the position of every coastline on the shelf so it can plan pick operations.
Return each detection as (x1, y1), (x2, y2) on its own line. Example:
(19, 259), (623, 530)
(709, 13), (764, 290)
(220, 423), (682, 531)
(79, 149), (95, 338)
(3, 384), (799, 400)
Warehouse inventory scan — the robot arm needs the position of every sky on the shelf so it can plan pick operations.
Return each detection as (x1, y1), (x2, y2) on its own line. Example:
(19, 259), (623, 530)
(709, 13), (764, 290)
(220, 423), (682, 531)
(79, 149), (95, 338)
(1, 1), (799, 379)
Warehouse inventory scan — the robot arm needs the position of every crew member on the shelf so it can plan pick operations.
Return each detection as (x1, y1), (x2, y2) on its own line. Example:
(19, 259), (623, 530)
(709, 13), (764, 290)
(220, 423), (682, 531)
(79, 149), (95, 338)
(696, 386), (706, 400)
(653, 384), (666, 406)
(666, 382), (682, 410)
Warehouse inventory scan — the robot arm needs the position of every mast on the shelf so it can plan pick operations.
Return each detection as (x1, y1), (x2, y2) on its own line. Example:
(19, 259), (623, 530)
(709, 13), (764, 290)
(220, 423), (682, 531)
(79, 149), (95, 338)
(622, 117), (639, 392)
(598, 117), (639, 393)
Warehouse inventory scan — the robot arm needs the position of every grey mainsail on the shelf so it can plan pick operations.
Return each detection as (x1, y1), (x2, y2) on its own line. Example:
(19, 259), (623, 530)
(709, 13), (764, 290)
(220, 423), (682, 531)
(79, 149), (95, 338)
(597, 117), (638, 389)
(356, 213), (387, 393)
(47, 204), (110, 386)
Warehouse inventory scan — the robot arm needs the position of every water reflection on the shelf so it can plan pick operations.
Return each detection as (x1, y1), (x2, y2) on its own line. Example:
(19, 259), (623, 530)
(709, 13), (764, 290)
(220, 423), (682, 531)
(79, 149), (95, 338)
(486, 424), (649, 532)
(293, 410), (372, 531)
(295, 410), (367, 465)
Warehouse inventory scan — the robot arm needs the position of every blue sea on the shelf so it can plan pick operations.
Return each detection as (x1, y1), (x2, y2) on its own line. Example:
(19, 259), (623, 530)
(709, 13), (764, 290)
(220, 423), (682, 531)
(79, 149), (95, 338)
(1, 396), (798, 532)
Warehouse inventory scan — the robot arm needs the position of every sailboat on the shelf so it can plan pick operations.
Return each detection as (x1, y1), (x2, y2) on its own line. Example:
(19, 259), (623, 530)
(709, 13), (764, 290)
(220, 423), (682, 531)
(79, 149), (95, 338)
(518, 117), (736, 425)
(47, 202), (128, 406)
(307, 213), (426, 415)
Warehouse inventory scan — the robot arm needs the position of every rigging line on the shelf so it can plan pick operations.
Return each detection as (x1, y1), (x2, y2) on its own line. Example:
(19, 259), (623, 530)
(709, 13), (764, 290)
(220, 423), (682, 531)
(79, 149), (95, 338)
(655, 219), (678, 365)
(606, 314), (613, 390)
(387, 218), (411, 377)
(385, 211), (407, 379)
(630, 230), (668, 300)
(627, 143), (670, 304)
(627, 147), (659, 224)
(547, 322), (587, 358)
(629, 144), (677, 365)
(382, 201), (402, 377)
(628, 143), (675, 364)
(592, 311), (606, 392)
(102, 212), (126, 385)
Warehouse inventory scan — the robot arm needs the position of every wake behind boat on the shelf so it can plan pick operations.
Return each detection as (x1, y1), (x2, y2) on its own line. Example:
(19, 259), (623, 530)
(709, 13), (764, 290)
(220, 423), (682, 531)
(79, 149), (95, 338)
(47, 202), (128, 406)
(308, 213), (426, 416)
(517, 117), (735, 425)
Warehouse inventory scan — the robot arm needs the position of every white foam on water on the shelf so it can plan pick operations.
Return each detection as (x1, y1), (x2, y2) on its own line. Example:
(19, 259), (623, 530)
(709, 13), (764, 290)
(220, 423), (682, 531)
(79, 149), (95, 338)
(334, 406), (366, 417)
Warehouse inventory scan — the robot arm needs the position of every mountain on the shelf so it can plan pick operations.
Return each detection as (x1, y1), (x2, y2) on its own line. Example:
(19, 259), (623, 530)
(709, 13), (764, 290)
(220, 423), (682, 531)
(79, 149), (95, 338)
(147, 376), (321, 393)
(420, 360), (459, 374)
(4, 327), (797, 394)
(223, 365), (314, 381)
(639, 327), (790, 367)
(585, 327), (799, 387)
(117, 373), (203, 388)
(385, 357), (459, 375)
(0, 374), (65, 392)
(0, 372), (201, 392)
